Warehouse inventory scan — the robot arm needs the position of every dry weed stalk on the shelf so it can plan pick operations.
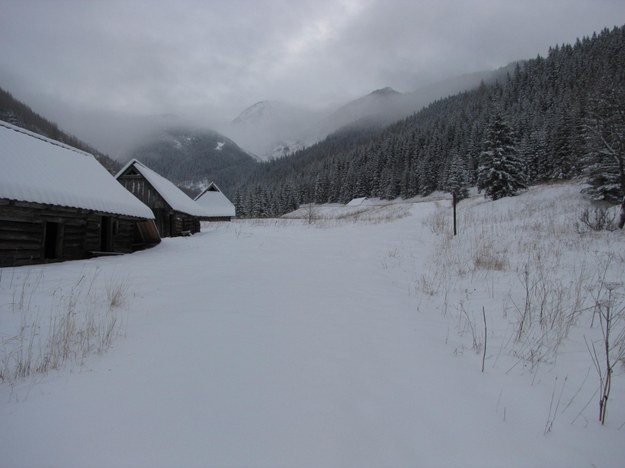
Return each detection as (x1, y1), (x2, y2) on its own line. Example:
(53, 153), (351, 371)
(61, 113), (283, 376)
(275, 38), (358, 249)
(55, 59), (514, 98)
(1, 271), (129, 383)
(584, 256), (625, 424)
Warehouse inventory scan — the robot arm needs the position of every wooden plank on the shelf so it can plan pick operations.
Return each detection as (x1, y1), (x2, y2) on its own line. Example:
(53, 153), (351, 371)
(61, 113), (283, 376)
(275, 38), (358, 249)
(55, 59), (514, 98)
(0, 231), (41, 242)
(0, 241), (41, 250)
(0, 219), (41, 230)
(0, 247), (40, 255)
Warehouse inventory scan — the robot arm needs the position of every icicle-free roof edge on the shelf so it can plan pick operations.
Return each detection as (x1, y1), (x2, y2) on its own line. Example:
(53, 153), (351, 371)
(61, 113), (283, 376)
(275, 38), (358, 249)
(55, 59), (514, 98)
(117, 159), (211, 217)
(0, 121), (155, 219)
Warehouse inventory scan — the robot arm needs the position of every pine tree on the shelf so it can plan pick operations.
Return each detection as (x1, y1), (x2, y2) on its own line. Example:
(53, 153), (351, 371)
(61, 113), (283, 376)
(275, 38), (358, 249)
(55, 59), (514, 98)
(582, 87), (625, 202)
(233, 190), (244, 217)
(550, 114), (577, 179)
(477, 114), (527, 200)
(227, 27), (625, 214)
(446, 152), (470, 201)
(313, 175), (329, 204)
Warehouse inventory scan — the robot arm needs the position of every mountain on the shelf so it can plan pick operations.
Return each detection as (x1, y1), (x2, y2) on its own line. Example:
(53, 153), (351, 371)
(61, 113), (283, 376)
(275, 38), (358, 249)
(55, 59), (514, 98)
(223, 100), (321, 160)
(225, 67), (515, 161)
(320, 67), (517, 134)
(231, 26), (625, 216)
(0, 86), (120, 173)
(125, 127), (258, 196)
(313, 87), (406, 137)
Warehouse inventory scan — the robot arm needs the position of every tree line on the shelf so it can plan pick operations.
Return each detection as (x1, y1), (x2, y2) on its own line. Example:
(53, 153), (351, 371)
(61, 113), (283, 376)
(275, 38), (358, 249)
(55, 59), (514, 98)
(231, 25), (625, 217)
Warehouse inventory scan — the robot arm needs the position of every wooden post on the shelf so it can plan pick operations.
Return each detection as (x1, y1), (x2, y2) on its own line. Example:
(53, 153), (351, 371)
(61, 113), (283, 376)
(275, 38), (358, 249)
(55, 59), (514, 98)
(452, 192), (457, 236)
(482, 306), (487, 373)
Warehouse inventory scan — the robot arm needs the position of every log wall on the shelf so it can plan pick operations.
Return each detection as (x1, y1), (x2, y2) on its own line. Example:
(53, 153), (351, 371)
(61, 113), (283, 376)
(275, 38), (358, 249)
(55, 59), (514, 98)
(118, 173), (200, 237)
(0, 199), (148, 267)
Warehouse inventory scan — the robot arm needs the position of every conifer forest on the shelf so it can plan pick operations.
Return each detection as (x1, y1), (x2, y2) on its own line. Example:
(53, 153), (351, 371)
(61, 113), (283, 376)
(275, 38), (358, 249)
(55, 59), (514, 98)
(232, 26), (625, 217)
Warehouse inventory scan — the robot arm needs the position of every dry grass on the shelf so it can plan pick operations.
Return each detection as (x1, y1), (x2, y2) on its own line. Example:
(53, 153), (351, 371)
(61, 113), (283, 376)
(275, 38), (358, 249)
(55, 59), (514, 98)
(283, 201), (411, 225)
(0, 271), (129, 383)
(472, 241), (509, 271)
(423, 202), (448, 235)
(105, 276), (131, 309)
(420, 183), (625, 374)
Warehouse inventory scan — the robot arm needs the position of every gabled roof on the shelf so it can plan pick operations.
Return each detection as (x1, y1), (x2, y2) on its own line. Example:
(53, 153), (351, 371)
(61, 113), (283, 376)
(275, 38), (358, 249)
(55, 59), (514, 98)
(116, 159), (210, 217)
(194, 182), (236, 217)
(346, 197), (367, 207)
(0, 121), (154, 219)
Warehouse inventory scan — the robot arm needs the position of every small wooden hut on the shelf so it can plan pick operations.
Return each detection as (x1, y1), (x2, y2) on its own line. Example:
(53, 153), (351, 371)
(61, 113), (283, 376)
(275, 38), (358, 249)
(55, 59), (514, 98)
(116, 159), (210, 237)
(193, 182), (236, 221)
(0, 121), (160, 267)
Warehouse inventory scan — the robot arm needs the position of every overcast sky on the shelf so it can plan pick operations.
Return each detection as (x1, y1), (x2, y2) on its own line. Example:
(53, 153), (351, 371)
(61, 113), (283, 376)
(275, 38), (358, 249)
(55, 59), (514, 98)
(0, 0), (623, 122)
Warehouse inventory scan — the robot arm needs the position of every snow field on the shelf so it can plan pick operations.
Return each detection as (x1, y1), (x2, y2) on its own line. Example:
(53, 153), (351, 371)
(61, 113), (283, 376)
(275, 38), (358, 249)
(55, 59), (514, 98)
(1, 182), (624, 467)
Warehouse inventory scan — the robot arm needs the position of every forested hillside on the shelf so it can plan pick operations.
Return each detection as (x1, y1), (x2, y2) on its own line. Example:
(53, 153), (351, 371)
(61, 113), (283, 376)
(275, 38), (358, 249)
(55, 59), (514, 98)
(126, 127), (258, 195)
(232, 26), (625, 217)
(0, 87), (120, 173)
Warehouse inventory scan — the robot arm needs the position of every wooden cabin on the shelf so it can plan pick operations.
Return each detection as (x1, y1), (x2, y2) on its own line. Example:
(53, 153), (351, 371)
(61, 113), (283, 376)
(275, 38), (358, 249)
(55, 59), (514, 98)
(116, 159), (211, 237)
(193, 182), (236, 221)
(0, 121), (160, 267)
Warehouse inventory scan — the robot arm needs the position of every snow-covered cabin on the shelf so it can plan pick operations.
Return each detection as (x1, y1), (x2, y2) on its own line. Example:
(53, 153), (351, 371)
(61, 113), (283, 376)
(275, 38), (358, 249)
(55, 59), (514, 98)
(346, 197), (367, 207)
(116, 159), (210, 237)
(0, 121), (160, 267)
(193, 182), (236, 221)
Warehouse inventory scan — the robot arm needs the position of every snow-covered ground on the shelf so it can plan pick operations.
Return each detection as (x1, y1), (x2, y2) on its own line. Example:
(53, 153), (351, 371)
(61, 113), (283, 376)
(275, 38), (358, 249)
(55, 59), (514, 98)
(1, 182), (624, 468)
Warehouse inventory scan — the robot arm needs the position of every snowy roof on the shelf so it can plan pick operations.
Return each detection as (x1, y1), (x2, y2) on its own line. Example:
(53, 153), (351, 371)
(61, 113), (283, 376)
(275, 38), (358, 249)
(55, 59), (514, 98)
(116, 159), (211, 217)
(193, 182), (236, 217)
(346, 197), (367, 207)
(0, 121), (154, 219)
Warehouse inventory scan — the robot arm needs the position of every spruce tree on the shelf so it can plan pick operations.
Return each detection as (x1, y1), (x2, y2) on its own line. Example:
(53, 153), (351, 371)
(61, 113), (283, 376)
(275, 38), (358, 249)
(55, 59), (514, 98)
(477, 114), (527, 200)
(446, 152), (470, 201)
(582, 86), (625, 202)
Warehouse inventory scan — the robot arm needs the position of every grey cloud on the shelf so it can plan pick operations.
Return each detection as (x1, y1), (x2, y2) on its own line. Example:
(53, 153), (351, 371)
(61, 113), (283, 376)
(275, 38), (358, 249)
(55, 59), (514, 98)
(0, 0), (623, 136)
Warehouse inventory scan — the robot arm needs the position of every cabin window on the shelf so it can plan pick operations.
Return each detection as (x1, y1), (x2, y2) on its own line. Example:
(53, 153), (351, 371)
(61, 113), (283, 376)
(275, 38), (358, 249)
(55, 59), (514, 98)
(44, 222), (60, 259)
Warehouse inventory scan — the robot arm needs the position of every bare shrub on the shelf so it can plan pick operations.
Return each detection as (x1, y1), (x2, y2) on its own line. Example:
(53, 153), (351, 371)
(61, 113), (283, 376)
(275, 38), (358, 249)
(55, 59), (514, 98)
(578, 207), (616, 232)
(305, 203), (317, 225)
(584, 255), (625, 425)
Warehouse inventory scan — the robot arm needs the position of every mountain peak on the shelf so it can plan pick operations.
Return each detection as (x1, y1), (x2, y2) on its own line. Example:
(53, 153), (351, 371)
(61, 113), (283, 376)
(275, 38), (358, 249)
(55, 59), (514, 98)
(370, 87), (401, 96)
(232, 100), (291, 125)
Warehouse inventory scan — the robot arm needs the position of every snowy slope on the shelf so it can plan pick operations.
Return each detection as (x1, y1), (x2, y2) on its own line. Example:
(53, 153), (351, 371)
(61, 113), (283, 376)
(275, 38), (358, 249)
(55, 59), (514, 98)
(1, 183), (624, 468)
(225, 100), (319, 160)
